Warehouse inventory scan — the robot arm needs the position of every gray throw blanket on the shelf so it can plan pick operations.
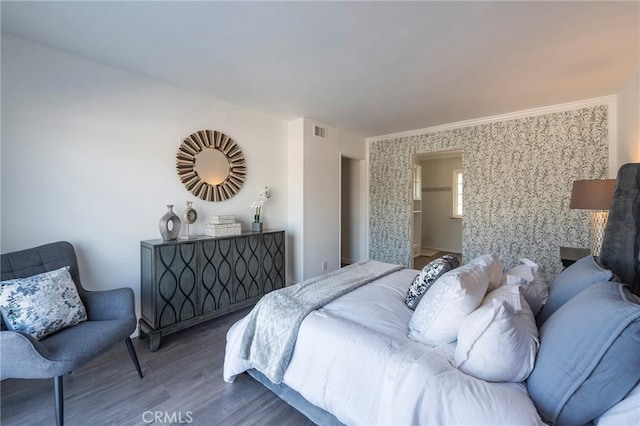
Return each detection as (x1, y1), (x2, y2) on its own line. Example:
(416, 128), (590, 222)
(238, 260), (404, 383)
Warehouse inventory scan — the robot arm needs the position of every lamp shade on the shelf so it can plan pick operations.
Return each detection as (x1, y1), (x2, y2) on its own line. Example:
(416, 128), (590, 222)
(570, 179), (616, 210)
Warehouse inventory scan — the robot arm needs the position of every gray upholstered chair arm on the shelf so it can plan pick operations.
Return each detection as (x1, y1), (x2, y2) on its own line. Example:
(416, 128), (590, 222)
(82, 287), (135, 321)
(0, 331), (54, 377)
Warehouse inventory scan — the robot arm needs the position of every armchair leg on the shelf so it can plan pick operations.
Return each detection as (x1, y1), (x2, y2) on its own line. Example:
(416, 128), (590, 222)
(54, 375), (63, 426)
(125, 337), (144, 379)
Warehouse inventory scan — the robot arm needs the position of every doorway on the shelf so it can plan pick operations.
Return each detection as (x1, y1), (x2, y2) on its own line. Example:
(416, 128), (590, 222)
(340, 156), (364, 266)
(411, 150), (463, 269)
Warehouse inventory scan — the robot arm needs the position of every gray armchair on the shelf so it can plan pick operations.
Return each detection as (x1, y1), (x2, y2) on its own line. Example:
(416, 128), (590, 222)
(0, 241), (143, 426)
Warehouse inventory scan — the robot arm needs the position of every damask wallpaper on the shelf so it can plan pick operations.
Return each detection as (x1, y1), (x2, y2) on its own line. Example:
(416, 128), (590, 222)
(369, 106), (609, 279)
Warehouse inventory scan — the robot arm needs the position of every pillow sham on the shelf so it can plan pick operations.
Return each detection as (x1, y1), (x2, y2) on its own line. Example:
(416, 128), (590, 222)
(506, 258), (548, 315)
(408, 262), (489, 345)
(455, 285), (539, 382)
(593, 381), (640, 426)
(536, 255), (614, 325)
(405, 254), (459, 310)
(0, 266), (87, 339)
(468, 254), (504, 292)
(527, 282), (640, 425)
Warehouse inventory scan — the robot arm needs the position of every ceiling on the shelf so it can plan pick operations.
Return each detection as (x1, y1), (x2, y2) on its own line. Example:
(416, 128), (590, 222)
(2, 1), (638, 138)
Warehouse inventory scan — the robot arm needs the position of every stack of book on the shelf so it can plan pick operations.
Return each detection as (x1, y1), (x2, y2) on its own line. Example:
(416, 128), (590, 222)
(204, 215), (242, 237)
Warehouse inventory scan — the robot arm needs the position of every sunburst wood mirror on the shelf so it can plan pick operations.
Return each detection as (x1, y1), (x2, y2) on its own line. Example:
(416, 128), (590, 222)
(176, 130), (246, 201)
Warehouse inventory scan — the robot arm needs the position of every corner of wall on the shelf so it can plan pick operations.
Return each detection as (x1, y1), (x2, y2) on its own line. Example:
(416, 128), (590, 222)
(287, 118), (305, 283)
(616, 67), (640, 168)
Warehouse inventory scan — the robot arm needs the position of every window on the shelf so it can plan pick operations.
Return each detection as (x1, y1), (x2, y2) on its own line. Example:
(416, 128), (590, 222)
(413, 165), (422, 200)
(453, 169), (463, 218)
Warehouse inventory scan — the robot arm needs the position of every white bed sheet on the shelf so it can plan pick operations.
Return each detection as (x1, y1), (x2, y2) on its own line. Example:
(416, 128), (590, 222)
(225, 269), (543, 425)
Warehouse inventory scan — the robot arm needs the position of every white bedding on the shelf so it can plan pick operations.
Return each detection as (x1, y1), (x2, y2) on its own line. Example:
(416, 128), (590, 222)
(236, 260), (403, 383)
(224, 269), (543, 425)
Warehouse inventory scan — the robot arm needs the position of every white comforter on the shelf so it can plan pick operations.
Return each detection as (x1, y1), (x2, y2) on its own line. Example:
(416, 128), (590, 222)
(236, 261), (403, 383)
(224, 269), (543, 425)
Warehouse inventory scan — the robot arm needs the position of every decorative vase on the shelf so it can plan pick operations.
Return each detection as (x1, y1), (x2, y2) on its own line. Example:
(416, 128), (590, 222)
(159, 205), (181, 241)
(251, 222), (263, 232)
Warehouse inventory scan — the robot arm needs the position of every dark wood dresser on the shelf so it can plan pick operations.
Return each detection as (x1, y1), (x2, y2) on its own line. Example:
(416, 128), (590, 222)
(559, 246), (590, 269)
(139, 230), (285, 351)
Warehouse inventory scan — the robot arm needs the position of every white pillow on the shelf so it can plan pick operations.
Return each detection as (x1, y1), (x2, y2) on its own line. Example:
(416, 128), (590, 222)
(593, 381), (640, 426)
(469, 254), (504, 292)
(454, 285), (539, 382)
(505, 258), (549, 315)
(409, 262), (489, 345)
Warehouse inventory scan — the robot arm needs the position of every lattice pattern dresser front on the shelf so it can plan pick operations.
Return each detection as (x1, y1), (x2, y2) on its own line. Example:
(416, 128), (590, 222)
(140, 230), (285, 351)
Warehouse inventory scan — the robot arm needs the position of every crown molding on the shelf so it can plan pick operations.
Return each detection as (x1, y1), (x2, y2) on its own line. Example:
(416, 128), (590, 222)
(366, 95), (617, 143)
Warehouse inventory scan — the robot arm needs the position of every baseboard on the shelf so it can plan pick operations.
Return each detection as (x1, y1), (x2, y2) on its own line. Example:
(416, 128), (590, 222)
(420, 248), (438, 256)
(422, 246), (462, 255)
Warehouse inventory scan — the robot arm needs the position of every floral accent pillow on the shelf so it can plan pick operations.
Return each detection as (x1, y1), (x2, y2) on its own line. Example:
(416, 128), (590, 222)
(0, 266), (87, 339)
(405, 254), (460, 309)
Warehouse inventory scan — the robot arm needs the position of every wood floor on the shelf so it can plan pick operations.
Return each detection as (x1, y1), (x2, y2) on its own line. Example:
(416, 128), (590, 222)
(413, 251), (462, 270)
(0, 308), (314, 426)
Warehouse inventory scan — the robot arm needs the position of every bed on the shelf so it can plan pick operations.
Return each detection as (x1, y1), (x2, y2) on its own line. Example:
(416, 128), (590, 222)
(224, 163), (640, 426)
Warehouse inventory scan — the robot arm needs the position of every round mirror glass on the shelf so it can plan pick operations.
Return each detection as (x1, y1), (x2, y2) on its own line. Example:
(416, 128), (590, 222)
(177, 129), (246, 202)
(194, 148), (230, 185)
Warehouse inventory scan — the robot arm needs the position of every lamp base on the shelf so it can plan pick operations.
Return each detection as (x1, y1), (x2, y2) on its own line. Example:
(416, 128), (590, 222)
(589, 211), (608, 257)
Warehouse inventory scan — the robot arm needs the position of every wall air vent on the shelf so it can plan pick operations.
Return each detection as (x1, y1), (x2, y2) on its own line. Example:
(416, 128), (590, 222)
(313, 124), (327, 139)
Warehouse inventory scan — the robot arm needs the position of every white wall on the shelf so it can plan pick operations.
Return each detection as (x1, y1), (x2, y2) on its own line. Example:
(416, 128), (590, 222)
(302, 120), (365, 279)
(287, 118), (305, 283)
(287, 119), (365, 281)
(617, 67), (640, 166)
(1, 36), (289, 318)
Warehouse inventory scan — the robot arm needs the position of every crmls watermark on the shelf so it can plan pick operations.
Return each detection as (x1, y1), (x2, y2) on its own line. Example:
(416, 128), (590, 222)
(142, 411), (194, 424)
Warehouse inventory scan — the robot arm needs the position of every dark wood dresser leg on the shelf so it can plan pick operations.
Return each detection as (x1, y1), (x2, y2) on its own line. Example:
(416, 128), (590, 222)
(149, 331), (161, 352)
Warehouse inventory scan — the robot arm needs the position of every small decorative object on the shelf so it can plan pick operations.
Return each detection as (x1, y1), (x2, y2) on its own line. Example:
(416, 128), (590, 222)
(205, 215), (242, 237)
(251, 186), (271, 232)
(176, 130), (246, 202)
(569, 179), (616, 257)
(159, 205), (181, 241)
(210, 215), (235, 224)
(179, 201), (198, 240)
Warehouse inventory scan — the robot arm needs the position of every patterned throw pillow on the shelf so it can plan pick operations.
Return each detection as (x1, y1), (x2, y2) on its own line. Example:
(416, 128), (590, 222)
(405, 255), (460, 309)
(0, 266), (87, 339)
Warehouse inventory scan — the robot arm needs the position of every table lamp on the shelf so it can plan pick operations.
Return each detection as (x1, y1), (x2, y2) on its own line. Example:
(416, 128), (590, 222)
(569, 179), (616, 257)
